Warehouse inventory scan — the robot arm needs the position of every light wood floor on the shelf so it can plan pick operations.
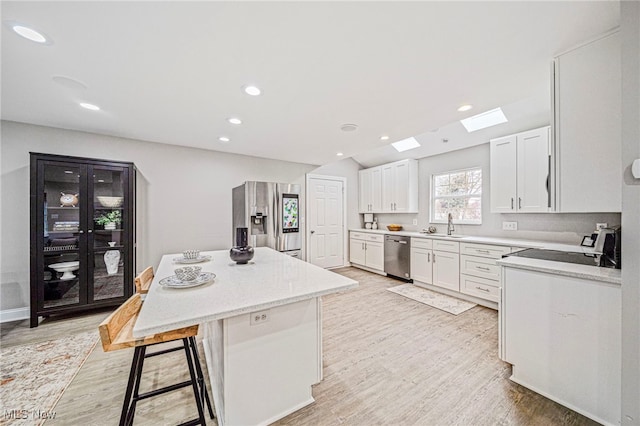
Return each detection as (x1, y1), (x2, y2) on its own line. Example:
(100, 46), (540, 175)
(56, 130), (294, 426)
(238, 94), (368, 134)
(1, 267), (599, 426)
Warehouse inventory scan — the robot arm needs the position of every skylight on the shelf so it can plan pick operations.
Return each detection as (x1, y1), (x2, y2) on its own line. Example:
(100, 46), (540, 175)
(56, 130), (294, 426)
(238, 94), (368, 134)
(391, 137), (421, 152)
(460, 107), (508, 132)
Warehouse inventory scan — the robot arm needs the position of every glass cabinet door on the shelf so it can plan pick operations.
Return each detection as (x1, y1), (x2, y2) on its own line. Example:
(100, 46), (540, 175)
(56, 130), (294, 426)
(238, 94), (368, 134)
(41, 163), (84, 309)
(89, 166), (128, 302)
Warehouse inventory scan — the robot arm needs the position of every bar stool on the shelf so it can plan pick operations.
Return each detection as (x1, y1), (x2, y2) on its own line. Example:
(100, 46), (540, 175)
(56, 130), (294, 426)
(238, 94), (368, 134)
(99, 293), (214, 425)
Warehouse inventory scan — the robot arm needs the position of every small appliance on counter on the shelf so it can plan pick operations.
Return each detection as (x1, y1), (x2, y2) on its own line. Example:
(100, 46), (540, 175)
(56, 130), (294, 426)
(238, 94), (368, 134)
(594, 225), (621, 269)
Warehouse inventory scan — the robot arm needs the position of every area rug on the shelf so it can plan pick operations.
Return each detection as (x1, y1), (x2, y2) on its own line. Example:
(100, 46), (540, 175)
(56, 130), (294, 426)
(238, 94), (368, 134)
(0, 331), (98, 425)
(387, 284), (477, 315)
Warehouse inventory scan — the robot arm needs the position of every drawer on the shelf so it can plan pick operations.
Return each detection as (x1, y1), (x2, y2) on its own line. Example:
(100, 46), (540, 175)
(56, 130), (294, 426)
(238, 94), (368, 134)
(366, 234), (384, 243)
(460, 255), (501, 281)
(460, 274), (500, 302)
(412, 238), (433, 250)
(351, 232), (365, 240)
(460, 242), (511, 259)
(432, 239), (459, 253)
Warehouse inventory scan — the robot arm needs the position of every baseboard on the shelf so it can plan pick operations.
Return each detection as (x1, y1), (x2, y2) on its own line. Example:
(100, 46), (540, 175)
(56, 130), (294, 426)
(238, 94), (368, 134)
(0, 307), (29, 323)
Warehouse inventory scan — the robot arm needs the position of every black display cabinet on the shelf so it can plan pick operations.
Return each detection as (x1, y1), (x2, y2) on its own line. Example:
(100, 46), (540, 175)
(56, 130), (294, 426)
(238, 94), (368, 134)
(30, 153), (136, 327)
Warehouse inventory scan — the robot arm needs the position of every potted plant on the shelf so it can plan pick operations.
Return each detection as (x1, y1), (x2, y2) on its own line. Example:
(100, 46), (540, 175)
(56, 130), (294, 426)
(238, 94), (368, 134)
(94, 210), (122, 230)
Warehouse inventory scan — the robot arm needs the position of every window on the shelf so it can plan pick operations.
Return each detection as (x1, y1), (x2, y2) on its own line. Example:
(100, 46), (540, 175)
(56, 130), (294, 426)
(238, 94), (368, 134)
(431, 167), (482, 224)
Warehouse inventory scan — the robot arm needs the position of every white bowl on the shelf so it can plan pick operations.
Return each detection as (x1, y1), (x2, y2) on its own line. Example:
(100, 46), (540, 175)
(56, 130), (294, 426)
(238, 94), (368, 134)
(97, 196), (124, 208)
(183, 249), (200, 259)
(49, 261), (80, 280)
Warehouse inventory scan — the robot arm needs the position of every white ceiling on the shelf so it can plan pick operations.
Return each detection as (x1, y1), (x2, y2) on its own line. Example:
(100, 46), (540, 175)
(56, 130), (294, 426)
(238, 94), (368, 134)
(1, 1), (619, 167)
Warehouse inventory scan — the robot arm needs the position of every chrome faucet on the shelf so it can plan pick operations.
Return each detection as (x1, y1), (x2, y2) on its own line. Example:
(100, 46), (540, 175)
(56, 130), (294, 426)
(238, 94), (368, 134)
(447, 213), (455, 236)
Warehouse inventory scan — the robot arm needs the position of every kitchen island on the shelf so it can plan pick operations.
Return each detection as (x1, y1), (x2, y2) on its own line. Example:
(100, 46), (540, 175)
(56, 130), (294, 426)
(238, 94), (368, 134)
(133, 247), (358, 426)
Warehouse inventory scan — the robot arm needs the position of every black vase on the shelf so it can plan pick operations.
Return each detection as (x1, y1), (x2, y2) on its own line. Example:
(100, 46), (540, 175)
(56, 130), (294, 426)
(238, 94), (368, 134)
(230, 227), (254, 264)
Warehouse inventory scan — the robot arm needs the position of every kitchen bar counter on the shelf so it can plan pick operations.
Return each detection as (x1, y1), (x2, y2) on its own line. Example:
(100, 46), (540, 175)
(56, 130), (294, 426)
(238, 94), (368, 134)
(135, 247), (358, 426)
(496, 256), (621, 284)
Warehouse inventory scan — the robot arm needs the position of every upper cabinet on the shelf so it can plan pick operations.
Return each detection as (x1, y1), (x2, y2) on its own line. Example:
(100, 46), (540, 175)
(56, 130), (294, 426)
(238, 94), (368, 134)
(553, 30), (621, 213)
(359, 166), (382, 213)
(359, 159), (418, 213)
(490, 126), (551, 213)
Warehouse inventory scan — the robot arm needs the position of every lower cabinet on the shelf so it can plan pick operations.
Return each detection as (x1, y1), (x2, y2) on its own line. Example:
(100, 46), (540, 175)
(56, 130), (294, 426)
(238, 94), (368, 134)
(459, 242), (518, 303)
(410, 239), (433, 284)
(349, 232), (384, 272)
(432, 239), (460, 291)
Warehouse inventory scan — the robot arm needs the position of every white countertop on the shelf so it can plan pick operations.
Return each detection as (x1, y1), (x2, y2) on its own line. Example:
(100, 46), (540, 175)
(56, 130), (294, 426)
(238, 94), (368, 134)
(133, 247), (358, 337)
(496, 256), (621, 284)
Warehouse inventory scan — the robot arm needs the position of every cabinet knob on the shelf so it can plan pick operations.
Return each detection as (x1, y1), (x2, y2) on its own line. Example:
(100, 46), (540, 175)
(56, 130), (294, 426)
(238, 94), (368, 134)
(78, 230), (84, 234)
(310, 230), (315, 234)
(88, 229), (93, 234)
(511, 198), (514, 209)
(518, 197), (522, 209)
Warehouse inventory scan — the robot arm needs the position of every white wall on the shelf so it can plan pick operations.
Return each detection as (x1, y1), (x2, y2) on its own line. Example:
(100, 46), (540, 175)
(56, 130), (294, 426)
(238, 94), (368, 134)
(373, 143), (620, 244)
(620, 2), (640, 424)
(0, 121), (316, 315)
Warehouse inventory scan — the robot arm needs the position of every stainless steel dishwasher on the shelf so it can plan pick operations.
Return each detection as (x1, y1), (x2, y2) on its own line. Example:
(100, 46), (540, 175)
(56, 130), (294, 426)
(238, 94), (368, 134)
(384, 235), (411, 280)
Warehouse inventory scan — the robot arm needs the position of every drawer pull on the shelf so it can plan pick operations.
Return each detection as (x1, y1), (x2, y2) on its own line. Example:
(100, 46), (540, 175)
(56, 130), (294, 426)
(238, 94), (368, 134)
(475, 286), (490, 293)
(476, 249), (490, 254)
(476, 266), (491, 271)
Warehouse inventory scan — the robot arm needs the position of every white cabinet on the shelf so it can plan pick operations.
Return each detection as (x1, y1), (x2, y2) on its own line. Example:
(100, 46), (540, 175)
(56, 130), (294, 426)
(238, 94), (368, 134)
(410, 238), (433, 285)
(358, 167), (382, 213)
(359, 159), (418, 213)
(349, 232), (384, 272)
(490, 126), (551, 213)
(553, 31), (621, 213)
(458, 242), (513, 302)
(432, 241), (459, 291)
(501, 267), (621, 425)
(381, 159), (418, 213)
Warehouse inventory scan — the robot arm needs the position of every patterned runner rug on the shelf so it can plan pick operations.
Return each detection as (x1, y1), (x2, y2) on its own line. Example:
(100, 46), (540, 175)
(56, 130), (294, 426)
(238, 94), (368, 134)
(387, 284), (477, 315)
(1, 331), (98, 425)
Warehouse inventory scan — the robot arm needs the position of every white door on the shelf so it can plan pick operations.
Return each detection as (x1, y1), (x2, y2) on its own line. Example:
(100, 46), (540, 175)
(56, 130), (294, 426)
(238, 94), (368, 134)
(349, 237), (366, 266)
(410, 248), (433, 284)
(381, 164), (395, 212)
(393, 161), (410, 212)
(359, 169), (371, 213)
(364, 241), (384, 271)
(308, 176), (345, 268)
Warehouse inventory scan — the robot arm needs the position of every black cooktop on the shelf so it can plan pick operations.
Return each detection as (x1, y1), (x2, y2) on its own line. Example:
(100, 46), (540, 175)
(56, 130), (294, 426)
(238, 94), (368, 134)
(506, 248), (600, 267)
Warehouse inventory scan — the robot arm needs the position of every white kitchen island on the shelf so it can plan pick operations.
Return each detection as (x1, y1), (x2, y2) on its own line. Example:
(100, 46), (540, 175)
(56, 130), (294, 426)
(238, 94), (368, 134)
(133, 247), (358, 426)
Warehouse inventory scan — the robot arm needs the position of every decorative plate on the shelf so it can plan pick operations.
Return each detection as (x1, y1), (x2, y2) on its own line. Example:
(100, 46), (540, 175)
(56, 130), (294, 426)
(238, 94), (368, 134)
(159, 272), (216, 289)
(173, 255), (212, 264)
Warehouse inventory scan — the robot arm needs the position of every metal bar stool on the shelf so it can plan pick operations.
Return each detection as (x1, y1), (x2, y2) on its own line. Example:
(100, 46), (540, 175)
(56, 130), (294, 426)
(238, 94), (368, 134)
(99, 293), (214, 425)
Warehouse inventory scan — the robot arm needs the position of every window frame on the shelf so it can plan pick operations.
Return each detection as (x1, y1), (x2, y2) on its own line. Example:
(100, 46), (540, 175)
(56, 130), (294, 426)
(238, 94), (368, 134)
(430, 166), (483, 225)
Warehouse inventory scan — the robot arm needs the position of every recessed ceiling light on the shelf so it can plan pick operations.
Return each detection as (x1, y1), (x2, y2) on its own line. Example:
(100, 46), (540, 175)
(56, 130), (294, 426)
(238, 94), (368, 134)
(228, 117), (242, 125)
(460, 107), (508, 132)
(391, 137), (421, 152)
(80, 102), (100, 111)
(219, 136), (230, 143)
(11, 24), (48, 44)
(380, 135), (390, 141)
(337, 152), (344, 156)
(340, 124), (358, 132)
(243, 85), (261, 96)
(457, 104), (473, 112)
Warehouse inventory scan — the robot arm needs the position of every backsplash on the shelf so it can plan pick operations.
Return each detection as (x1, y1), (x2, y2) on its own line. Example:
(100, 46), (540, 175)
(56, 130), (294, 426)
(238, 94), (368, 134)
(365, 212), (621, 245)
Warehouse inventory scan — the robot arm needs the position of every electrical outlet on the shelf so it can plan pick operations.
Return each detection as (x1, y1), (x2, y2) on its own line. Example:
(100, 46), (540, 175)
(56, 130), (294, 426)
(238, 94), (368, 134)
(596, 223), (608, 231)
(502, 221), (518, 231)
(412, 219), (418, 226)
(250, 309), (270, 325)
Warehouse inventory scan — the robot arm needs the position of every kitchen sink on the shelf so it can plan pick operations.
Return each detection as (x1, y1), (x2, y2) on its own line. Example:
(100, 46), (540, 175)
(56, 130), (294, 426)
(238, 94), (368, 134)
(421, 233), (465, 238)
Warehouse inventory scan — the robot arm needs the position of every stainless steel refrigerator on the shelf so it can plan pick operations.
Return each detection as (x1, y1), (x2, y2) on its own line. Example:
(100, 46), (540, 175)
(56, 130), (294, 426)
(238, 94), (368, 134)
(232, 181), (301, 258)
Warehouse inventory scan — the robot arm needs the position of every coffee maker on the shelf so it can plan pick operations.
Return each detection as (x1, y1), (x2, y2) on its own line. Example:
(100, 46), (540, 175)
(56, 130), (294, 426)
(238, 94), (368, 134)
(594, 225), (621, 269)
